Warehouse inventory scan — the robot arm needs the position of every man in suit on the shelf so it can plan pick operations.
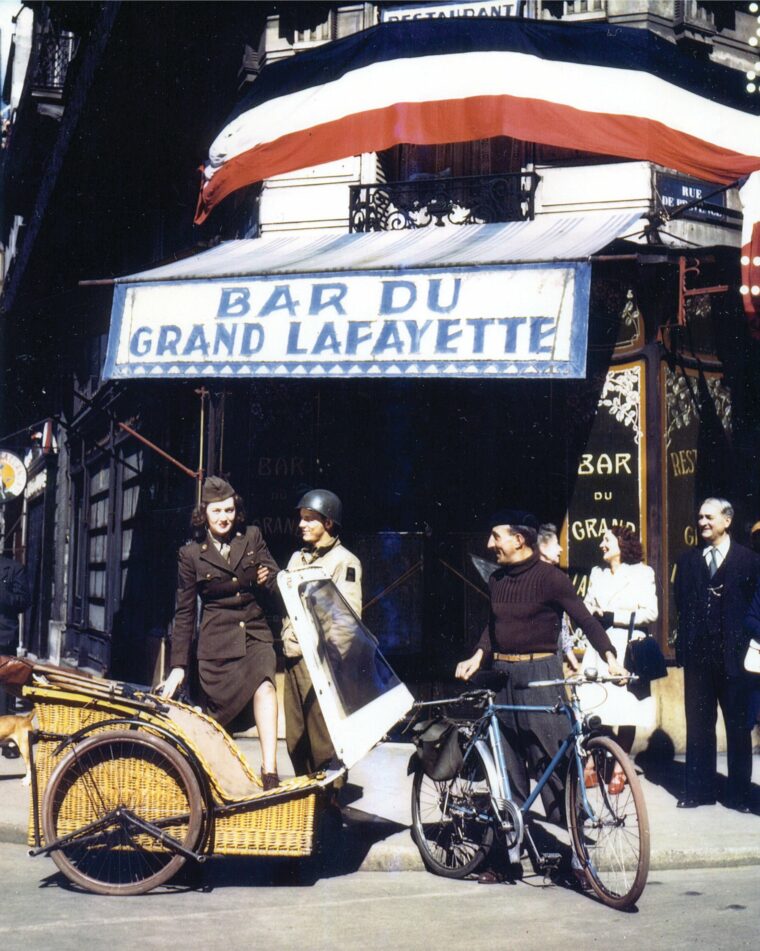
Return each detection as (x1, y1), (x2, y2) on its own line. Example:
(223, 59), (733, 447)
(674, 497), (760, 812)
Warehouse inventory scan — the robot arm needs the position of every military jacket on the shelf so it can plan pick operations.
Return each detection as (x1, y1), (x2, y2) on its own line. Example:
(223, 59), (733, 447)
(171, 526), (279, 667)
(281, 538), (362, 658)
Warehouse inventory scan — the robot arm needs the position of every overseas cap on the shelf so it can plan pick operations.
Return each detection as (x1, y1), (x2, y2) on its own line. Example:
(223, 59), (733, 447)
(487, 509), (539, 532)
(201, 476), (236, 504)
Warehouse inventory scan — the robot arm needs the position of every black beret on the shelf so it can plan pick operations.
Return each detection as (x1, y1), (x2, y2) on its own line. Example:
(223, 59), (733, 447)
(487, 509), (539, 532)
(201, 476), (236, 504)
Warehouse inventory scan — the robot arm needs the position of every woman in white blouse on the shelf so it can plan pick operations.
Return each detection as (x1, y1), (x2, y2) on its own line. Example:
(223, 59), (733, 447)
(578, 525), (658, 791)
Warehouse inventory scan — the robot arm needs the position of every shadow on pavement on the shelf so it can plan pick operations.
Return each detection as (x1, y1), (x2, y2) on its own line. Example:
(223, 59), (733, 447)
(634, 728), (684, 800)
(635, 728), (760, 813)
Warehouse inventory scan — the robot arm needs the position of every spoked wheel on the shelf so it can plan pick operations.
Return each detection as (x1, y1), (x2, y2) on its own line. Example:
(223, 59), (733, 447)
(41, 730), (204, 895)
(411, 744), (495, 878)
(566, 735), (650, 909)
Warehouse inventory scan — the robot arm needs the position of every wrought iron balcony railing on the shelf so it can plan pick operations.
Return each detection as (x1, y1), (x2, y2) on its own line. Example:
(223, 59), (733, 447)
(32, 28), (78, 96)
(348, 172), (538, 232)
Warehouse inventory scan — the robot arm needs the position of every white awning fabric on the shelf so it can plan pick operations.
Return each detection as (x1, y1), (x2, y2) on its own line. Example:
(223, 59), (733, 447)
(117, 212), (643, 282)
(104, 212), (642, 382)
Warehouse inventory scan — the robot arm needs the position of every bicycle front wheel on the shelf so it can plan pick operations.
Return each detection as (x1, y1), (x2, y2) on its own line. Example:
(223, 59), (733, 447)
(42, 730), (204, 896)
(566, 735), (650, 909)
(411, 744), (494, 878)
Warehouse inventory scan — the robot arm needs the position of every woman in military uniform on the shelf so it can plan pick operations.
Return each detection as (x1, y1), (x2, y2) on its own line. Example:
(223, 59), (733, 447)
(160, 477), (281, 789)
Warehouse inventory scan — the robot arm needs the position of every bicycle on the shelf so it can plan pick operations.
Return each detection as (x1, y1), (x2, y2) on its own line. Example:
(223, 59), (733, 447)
(409, 672), (650, 910)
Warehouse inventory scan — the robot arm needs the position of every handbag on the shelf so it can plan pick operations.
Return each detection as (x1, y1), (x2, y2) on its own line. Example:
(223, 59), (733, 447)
(744, 639), (760, 675)
(411, 717), (463, 781)
(623, 613), (667, 700)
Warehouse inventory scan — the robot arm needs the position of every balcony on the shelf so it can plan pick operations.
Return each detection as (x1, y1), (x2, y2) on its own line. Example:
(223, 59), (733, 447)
(31, 28), (78, 99)
(348, 172), (538, 233)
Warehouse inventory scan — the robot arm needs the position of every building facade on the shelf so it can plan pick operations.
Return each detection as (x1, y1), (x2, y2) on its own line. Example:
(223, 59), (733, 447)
(1, 0), (759, 736)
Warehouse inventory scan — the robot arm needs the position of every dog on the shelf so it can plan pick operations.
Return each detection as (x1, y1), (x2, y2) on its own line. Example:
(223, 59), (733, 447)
(0, 711), (34, 785)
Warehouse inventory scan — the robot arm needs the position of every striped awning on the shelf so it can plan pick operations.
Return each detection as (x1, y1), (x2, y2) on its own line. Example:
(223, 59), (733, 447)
(118, 211), (643, 283)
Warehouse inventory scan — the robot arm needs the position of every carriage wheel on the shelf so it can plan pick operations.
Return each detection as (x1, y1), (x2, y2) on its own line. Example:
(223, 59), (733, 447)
(42, 729), (204, 895)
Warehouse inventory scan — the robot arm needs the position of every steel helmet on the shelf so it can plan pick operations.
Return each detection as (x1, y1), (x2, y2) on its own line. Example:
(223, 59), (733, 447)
(297, 489), (343, 527)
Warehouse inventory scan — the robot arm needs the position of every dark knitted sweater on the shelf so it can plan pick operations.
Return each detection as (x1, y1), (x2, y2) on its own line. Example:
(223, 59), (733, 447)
(475, 551), (615, 659)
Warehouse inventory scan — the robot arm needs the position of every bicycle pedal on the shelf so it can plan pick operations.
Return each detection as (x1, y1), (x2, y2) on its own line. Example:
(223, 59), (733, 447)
(539, 851), (562, 870)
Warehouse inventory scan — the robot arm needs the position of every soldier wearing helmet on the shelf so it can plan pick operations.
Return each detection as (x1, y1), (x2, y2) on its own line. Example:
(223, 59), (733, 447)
(281, 488), (362, 775)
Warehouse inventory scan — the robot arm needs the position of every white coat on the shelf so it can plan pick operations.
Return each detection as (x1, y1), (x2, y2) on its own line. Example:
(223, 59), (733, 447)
(578, 562), (659, 728)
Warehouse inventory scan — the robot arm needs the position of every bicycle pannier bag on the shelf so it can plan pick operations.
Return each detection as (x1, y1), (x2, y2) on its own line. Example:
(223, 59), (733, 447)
(412, 718), (463, 781)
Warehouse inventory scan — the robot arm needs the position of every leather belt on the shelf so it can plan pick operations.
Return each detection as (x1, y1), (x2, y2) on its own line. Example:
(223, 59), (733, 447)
(493, 651), (554, 663)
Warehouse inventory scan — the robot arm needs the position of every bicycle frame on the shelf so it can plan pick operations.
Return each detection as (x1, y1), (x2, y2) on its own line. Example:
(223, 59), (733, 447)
(458, 691), (598, 849)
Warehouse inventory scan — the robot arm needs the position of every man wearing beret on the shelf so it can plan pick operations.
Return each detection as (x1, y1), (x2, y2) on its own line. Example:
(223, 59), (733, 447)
(456, 510), (625, 827)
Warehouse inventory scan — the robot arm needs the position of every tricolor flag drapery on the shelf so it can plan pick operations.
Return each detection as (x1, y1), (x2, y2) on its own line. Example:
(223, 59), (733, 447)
(195, 18), (760, 330)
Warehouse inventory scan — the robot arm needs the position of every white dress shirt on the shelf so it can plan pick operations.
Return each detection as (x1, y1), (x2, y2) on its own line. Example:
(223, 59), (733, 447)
(703, 536), (731, 574)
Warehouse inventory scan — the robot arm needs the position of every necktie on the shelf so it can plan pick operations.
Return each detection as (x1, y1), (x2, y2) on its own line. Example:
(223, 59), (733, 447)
(708, 547), (719, 578)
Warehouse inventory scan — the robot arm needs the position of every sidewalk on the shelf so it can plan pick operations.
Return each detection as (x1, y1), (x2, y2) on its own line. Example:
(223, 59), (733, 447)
(2, 738), (760, 872)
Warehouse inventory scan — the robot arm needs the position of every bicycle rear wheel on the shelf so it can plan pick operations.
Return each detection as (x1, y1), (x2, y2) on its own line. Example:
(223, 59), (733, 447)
(411, 744), (494, 878)
(42, 730), (204, 896)
(566, 735), (650, 909)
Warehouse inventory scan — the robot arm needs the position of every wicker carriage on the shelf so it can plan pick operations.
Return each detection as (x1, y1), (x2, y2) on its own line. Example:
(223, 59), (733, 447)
(3, 567), (413, 896)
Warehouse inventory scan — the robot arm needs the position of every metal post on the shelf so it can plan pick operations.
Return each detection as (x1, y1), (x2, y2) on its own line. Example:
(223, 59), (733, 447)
(195, 387), (208, 507)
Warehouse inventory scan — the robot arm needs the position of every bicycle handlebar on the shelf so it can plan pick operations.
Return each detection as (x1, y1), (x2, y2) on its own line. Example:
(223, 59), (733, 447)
(412, 672), (639, 710)
(412, 688), (494, 710)
(527, 673), (639, 688)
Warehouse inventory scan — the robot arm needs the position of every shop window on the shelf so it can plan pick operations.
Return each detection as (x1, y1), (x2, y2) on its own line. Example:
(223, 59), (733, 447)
(295, 20), (331, 44)
(335, 6), (364, 37)
(23, 495), (45, 653)
(86, 460), (110, 632)
(380, 137), (607, 185)
(68, 440), (144, 666)
(119, 448), (142, 601)
(291, 5), (366, 46)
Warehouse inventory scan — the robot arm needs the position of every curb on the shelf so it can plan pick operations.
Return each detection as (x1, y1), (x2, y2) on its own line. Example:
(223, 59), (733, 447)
(0, 824), (28, 846)
(3, 820), (760, 873)
(649, 848), (760, 871)
(356, 842), (760, 874)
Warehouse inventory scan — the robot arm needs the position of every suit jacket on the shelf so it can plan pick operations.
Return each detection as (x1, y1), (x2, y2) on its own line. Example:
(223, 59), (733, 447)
(673, 540), (760, 676)
(170, 526), (279, 667)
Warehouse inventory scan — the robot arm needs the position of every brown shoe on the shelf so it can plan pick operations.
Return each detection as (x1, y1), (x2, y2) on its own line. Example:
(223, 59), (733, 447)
(261, 770), (280, 791)
(608, 767), (626, 795)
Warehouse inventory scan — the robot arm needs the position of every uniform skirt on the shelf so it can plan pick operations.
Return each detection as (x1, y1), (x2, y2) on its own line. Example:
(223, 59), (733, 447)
(198, 637), (276, 730)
